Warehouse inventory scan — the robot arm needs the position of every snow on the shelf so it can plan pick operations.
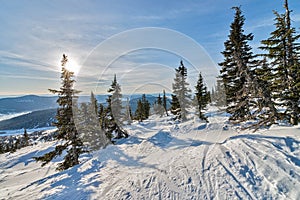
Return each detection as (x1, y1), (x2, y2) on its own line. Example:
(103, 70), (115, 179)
(1, 106), (300, 199)
(0, 112), (31, 122)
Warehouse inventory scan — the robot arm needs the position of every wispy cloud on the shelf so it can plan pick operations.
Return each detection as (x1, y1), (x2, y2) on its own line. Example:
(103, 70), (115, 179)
(246, 18), (274, 33)
(293, 14), (300, 23)
(0, 51), (58, 73)
(0, 74), (57, 81)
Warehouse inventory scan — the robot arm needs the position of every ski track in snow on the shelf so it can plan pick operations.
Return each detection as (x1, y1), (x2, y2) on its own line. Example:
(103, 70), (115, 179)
(1, 107), (300, 199)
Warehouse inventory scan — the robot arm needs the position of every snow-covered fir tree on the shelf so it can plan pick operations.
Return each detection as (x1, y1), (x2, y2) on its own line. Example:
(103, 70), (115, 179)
(135, 99), (144, 122)
(23, 128), (29, 146)
(195, 72), (209, 122)
(153, 94), (164, 116)
(134, 94), (150, 122)
(248, 58), (279, 130)
(212, 78), (227, 107)
(34, 54), (84, 171)
(98, 103), (105, 129)
(108, 74), (123, 125)
(163, 90), (169, 116)
(219, 7), (258, 123)
(172, 60), (192, 121)
(124, 98), (133, 125)
(78, 93), (110, 151)
(104, 75), (128, 140)
(259, 0), (300, 125)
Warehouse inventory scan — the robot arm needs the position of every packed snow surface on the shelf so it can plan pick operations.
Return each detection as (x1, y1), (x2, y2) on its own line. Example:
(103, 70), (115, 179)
(1, 107), (300, 199)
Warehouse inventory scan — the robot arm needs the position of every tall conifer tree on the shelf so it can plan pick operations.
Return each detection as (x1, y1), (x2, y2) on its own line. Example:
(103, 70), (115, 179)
(195, 72), (209, 122)
(172, 60), (191, 121)
(34, 54), (84, 171)
(259, 0), (300, 125)
(78, 94), (110, 151)
(98, 104), (105, 129)
(104, 75), (128, 139)
(219, 7), (258, 122)
(213, 78), (227, 107)
(135, 99), (144, 122)
(153, 94), (164, 116)
(108, 74), (123, 124)
(134, 94), (150, 121)
(163, 90), (169, 116)
(124, 98), (133, 125)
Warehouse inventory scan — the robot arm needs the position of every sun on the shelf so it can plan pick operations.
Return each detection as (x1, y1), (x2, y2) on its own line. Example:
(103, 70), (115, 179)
(64, 59), (81, 75)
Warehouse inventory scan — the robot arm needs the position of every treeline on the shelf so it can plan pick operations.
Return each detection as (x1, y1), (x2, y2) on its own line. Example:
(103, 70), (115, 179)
(32, 52), (210, 170)
(0, 129), (57, 154)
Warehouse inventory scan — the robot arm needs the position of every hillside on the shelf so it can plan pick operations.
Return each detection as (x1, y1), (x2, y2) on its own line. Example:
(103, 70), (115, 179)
(0, 109), (56, 131)
(0, 107), (300, 199)
(0, 95), (57, 114)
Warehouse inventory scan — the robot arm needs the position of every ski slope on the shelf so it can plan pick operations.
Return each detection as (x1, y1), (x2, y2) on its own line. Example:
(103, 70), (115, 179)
(1, 107), (300, 199)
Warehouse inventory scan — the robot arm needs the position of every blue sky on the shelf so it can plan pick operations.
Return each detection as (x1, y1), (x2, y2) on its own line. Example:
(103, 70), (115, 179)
(0, 0), (299, 96)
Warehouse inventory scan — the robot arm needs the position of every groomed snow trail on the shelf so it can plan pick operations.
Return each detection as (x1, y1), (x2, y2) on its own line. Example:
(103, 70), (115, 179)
(1, 108), (300, 199)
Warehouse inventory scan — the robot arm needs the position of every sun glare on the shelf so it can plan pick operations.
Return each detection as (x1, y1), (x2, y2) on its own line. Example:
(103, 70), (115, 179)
(64, 59), (81, 75)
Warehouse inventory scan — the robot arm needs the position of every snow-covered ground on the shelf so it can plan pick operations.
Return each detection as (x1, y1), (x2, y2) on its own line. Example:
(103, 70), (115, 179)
(1, 107), (300, 199)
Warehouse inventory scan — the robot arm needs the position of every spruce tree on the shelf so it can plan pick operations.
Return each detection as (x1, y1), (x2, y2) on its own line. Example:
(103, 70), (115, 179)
(213, 78), (227, 107)
(219, 7), (258, 122)
(14, 138), (20, 150)
(259, 0), (300, 125)
(157, 94), (162, 106)
(34, 54), (84, 171)
(141, 94), (150, 119)
(23, 128), (29, 146)
(108, 74), (123, 124)
(249, 58), (278, 130)
(163, 90), (169, 116)
(134, 94), (150, 121)
(195, 72), (209, 122)
(104, 75), (128, 140)
(0, 144), (4, 154)
(172, 60), (192, 121)
(153, 94), (164, 116)
(124, 98), (133, 125)
(135, 99), (144, 122)
(78, 95), (110, 151)
(103, 97), (114, 140)
(98, 103), (105, 129)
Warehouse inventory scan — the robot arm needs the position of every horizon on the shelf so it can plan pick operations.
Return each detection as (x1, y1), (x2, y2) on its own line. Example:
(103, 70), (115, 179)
(0, 92), (174, 100)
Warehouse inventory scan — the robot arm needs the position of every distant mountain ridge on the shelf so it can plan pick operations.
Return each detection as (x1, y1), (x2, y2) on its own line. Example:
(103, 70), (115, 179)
(0, 95), (57, 114)
(0, 94), (171, 114)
